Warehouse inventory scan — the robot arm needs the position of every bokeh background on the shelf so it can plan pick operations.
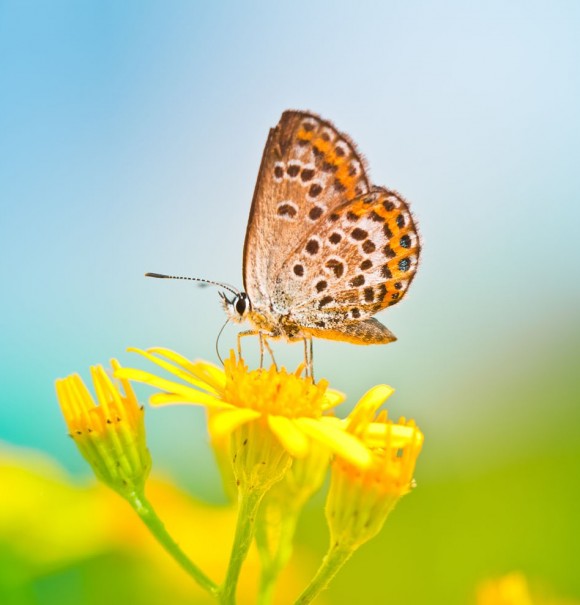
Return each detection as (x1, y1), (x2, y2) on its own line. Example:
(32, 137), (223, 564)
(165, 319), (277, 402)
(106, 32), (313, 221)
(1, 1), (579, 604)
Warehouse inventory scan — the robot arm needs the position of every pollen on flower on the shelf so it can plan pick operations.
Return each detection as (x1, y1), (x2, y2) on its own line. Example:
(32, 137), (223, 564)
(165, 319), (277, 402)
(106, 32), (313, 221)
(222, 352), (331, 418)
(116, 347), (373, 468)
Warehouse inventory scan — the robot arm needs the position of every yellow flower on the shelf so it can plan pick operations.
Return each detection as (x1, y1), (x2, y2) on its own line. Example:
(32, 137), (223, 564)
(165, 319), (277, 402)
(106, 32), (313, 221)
(117, 347), (383, 601)
(115, 348), (373, 473)
(325, 384), (424, 549)
(56, 360), (151, 497)
(0, 446), (314, 605)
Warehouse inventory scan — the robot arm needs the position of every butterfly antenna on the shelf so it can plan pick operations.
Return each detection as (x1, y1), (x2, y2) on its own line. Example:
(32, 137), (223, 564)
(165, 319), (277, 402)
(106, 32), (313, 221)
(145, 273), (240, 297)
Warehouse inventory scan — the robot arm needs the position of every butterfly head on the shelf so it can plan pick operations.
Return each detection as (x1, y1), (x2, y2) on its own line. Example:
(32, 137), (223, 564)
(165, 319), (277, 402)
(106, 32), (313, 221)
(145, 272), (252, 324)
(220, 291), (251, 323)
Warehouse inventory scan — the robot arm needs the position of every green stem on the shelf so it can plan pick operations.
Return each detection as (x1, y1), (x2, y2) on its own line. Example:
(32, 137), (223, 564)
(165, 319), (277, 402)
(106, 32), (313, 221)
(257, 576), (276, 605)
(127, 490), (218, 597)
(256, 511), (299, 605)
(220, 488), (265, 605)
(294, 543), (353, 605)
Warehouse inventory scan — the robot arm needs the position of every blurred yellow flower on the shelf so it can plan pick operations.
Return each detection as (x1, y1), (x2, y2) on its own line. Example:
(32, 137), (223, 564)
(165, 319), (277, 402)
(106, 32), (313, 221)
(0, 445), (312, 605)
(477, 573), (534, 605)
(55, 360), (151, 497)
(476, 573), (580, 605)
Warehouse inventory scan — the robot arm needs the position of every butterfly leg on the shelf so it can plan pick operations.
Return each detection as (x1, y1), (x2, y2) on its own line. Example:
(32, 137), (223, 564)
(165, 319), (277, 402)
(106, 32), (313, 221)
(237, 330), (278, 369)
(263, 337), (278, 370)
(258, 332), (266, 368)
(237, 329), (260, 361)
(303, 336), (314, 380)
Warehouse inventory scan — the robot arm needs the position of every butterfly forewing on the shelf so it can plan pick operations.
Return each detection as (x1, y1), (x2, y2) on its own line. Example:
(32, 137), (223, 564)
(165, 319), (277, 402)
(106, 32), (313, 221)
(242, 111), (370, 306)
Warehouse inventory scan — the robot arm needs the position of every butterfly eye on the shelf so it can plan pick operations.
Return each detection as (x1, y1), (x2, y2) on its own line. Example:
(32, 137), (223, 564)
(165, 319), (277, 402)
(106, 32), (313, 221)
(235, 293), (248, 316)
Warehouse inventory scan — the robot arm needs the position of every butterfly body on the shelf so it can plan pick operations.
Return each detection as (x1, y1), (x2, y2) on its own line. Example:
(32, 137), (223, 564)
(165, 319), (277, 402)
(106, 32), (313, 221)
(222, 109), (421, 350)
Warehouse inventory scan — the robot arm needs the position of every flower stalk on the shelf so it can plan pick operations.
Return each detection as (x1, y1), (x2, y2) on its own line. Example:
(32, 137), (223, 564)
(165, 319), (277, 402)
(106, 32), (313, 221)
(220, 487), (265, 605)
(255, 441), (331, 604)
(256, 513), (298, 605)
(294, 543), (353, 605)
(56, 361), (218, 597)
(220, 420), (292, 604)
(296, 385), (424, 603)
(128, 489), (218, 596)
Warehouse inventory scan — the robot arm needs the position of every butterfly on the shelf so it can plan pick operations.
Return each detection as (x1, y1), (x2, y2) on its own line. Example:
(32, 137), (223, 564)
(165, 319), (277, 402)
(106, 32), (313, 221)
(221, 111), (420, 363)
(148, 111), (420, 371)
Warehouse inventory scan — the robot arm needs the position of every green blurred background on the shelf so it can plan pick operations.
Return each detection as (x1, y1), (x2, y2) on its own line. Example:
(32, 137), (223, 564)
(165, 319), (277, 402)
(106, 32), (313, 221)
(1, 1), (579, 603)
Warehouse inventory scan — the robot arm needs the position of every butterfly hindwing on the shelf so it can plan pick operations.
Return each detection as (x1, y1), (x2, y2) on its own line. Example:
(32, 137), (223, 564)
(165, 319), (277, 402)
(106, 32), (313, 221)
(280, 187), (420, 326)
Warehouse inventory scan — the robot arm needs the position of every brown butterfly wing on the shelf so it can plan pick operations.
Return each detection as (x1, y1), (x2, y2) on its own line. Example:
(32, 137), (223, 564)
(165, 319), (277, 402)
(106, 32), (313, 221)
(242, 111), (370, 307)
(278, 187), (421, 339)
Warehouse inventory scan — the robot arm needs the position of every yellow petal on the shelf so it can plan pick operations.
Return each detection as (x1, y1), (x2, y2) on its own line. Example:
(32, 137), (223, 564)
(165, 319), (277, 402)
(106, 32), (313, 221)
(144, 347), (202, 372)
(208, 409), (261, 438)
(365, 423), (424, 449)
(296, 418), (371, 468)
(115, 368), (220, 406)
(189, 361), (227, 392)
(268, 416), (309, 458)
(126, 348), (218, 394)
(348, 385), (395, 433)
(91, 365), (122, 414)
(319, 416), (344, 427)
(321, 388), (346, 410)
(149, 392), (230, 409)
(358, 385), (394, 413)
(146, 348), (227, 392)
(110, 359), (139, 409)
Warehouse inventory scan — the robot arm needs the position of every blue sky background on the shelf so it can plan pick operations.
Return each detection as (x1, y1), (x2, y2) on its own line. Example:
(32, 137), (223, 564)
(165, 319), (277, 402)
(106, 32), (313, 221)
(2, 0), (579, 475)
(1, 2), (580, 600)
